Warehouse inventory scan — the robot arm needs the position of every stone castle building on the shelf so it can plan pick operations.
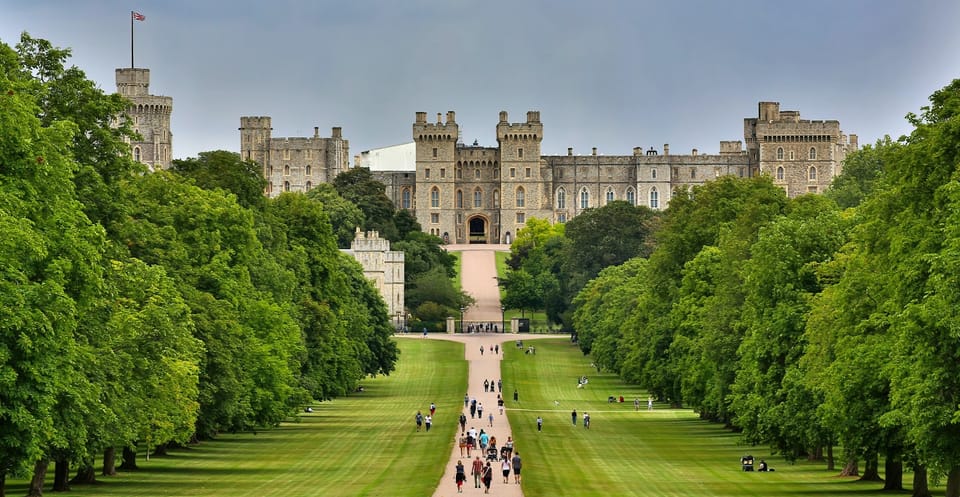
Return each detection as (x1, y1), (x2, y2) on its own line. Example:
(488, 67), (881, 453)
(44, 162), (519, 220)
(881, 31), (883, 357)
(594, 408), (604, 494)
(238, 117), (349, 198)
(341, 229), (405, 328)
(244, 102), (856, 245)
(116, 68), (173, 170)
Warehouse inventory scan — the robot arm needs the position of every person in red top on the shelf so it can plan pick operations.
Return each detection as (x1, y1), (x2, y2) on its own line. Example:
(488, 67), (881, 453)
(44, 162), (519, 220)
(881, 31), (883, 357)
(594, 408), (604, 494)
(471, 456), (484, 488)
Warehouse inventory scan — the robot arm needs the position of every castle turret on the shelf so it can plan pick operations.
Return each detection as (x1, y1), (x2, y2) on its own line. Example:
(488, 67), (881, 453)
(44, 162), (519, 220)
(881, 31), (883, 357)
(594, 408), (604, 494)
(239, 116), (273, 193)
(117, 68), (172, 169)
(413, 111), (460, 239)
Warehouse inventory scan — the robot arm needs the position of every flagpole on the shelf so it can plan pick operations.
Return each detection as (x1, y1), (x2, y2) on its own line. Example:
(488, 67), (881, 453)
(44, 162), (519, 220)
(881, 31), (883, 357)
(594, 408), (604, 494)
(130, 11), (134, 68)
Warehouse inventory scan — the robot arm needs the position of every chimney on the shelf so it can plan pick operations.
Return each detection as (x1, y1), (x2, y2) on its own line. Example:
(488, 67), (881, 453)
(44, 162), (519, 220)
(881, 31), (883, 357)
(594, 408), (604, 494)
(567, 147), (573, 156)
(313, 126), (319, 138)
(446, 111), (456, 123)
(592, 147), (597, 156)
(499, 111), (508, 123)
(416, 111), (427, 123)
(332, 127), (342, 139)
(663, 144), (670, 156)
(692, 148), (698, 156)
(437, 113), (442, 124)
(633, 147), (641, 156)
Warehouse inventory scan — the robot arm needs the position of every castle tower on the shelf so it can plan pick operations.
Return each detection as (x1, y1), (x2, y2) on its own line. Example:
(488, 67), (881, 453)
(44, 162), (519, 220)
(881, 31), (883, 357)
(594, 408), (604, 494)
(117, 68), (172, 169)
(413, 111), (459, 241)
(497, 111), (544, 244)
(239, 116), (273, 194)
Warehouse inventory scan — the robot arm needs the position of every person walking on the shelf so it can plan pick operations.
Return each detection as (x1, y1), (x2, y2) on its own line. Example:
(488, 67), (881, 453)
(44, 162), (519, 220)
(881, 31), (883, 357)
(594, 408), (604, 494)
(648, 395), (654, 411)
(430, 402), (436, 416)
(480, 345), (484, 356)
(571, 409), (577, 426)
(484, 379), (490, 392)
(477, 402), (484, 420)
(513, 389), (519, 402)
(459, 412), (467, 434)
(472, 456), (484, 488)
(470, 399), (477, 418)
(512, 452), (522, 484)
(536, 415), (543, 432)
(482, 461), (494, 493)
(634, 397), (641, 411)
(498, 396), (505, 415)
(583, 412), (590, 429)
(455, 460), (466, 493)
(488, 412), (494, 427)
(464, 393), (469, 408)
(497, 379), (502, 392)
(425, 414), (432, 432)
(501, 457), (511, 483)
(415, 410), (423, 432)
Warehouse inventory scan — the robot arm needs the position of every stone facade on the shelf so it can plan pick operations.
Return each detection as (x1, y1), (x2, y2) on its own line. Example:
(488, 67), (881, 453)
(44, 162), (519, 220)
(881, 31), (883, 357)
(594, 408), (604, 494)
(373, 102), (856, 244)
(116, 68), (172, 170)
(341, 229), (405, 328)
(239, 117), (349, 198)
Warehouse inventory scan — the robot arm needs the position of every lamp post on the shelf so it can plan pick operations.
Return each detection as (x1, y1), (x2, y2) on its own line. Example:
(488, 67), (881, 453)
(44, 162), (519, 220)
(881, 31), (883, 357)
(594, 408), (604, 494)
(501, 305), (506, 334)
(459, 306), (465, 334)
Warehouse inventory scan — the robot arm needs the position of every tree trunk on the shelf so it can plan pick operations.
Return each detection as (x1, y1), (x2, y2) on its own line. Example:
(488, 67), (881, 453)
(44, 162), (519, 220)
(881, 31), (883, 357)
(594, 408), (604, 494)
(118, 446), (138, 471)
(946, 466), (960, 497)
(70, 463), (97, 485)
(826, 445), (835, 471)
(152, 443), (168, 457)
(102, 447), (116, 476)
(1, 471), (6, 497)
(882, 452), (902, 491)
(911, 464), (931, 497)
(52, 458), (69, 491)
(840, 457), (859, 477)
(28, 458), (48, 497)
(860, 453), (882, 482)
(808, 446), (823, 462)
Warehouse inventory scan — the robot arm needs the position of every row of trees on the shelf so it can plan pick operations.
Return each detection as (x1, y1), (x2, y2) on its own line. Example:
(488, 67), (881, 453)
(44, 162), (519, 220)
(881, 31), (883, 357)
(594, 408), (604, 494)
(0, 34), (414, 497)
(559, 81), (960, 497)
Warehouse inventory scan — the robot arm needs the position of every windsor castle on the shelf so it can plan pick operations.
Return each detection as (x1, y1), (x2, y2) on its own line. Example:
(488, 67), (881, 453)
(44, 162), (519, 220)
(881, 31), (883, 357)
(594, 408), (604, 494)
(117, 66), (858, 248)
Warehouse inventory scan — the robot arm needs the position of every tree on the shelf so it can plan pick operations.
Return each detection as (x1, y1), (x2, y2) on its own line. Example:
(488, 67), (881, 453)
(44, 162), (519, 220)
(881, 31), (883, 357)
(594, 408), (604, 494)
(306, 183), (365, 248)
(333, 167), (399, 241)
(170, 150), (267, 209)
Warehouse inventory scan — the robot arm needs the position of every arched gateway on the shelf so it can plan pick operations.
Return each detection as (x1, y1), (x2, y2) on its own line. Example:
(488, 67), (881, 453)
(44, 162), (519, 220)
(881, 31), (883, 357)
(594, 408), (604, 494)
(468, 216), (488, 244)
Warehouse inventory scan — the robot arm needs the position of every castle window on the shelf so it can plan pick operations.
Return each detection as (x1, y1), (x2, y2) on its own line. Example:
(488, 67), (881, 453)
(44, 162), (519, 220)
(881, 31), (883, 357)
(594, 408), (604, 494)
(790, 150), (795, 160)
(738, 167), (745, 178)
(776, 166), (785, 180)
(557, 213), (566, 223)
(777, 147), (784, 160)
(431, 187), (440, 208)
(433, 147), (438, 158)
(626, 188), (635, 206)
(516, 212), (525, 224)
(306, 165), (312, 176)
(510, 168), (516, 178)
(134, 146), (141, 162)
(651, 169), (657, 179)
(516, 187), (525, 208)
(494, 190), (500, 208)
(650, 188), (659, 209)
(284, 165), (290, 176)
(558, 168), (563, 179)
(431, 213), (439, 224)
(493, 168), (499, 179)
(475, 169), (481, 179)
(809, 147), (817, 160)
(557, 188), (566, 209)
(425, 168), (431, 179)
(268, 182), (273, 193)
(456, 167), (462, 179)
(606, 188), (614, 203)
(525, 168), (531, 178)
(808, 186), (818, 193)
(518, 148), (524, 159)
(809, 166), (817, 180)
(440, 168), (446, 178)
(269, 165), (274, 175)
(690, 168), (696, 179)
(402, 189), (411, 209)
(284, 181), (290, 192)
(474, 188), (483, 208)
(305, 181), (312, 190)
(456, 189), (463, 208)
(580, 188), (590, 209)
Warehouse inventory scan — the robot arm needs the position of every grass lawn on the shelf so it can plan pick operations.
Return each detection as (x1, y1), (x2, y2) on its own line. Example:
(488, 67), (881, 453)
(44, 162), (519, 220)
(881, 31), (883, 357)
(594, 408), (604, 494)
(501, 338), (937, 497)
(5, 339), (467, 497)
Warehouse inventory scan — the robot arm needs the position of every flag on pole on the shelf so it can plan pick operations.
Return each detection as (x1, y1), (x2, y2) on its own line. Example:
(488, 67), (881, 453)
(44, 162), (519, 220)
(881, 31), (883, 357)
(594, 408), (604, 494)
(132, 11), (145, 21)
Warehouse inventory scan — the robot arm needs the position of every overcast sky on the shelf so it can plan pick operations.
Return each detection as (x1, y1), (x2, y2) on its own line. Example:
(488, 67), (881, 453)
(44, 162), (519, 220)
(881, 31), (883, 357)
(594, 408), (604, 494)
(3, 1), (959, 161)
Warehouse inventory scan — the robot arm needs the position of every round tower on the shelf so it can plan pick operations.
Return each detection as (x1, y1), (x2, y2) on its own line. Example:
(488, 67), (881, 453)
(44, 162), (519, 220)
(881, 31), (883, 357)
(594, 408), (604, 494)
(117, 68), (173, 169)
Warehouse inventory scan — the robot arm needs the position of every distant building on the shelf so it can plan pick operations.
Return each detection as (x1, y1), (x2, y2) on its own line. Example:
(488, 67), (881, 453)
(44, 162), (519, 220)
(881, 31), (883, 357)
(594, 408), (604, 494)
(116, 68), (172, 170)
(239, 117), (350, 198)
(341, 229), (405, 328)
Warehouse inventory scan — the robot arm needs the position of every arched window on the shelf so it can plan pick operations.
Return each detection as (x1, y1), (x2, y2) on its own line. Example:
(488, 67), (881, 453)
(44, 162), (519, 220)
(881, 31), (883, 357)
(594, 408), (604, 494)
(557, 188), (566, 209)
(133, 146), (141, 162)
(516, 187), (525, 207)
(651, 169), (657, 179)
(305, 181), (312, 190)
(650, 187), (659, 209)
(580, 188), (590, 209)
(626, 188), (636, 205)
(402, 188), (411, 209)
(606, 188), (614, 203)
(809, 166), (817, 180)
(809, 147), (817, 160)
(283, 181), (290, 192)
(474, 188), (483, 208)
(431, 187), (440, 208)
(776, 166), (785, 180)
(456, 189), (463, 208)
(777, 147), (784, 160)
(284, 165), (290, 176)
(305, 165), (312, 176)
(475, 169), (481, 179)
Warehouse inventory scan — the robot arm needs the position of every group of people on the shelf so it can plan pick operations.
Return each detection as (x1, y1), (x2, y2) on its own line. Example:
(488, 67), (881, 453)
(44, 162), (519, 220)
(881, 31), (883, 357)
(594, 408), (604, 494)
(414, 402), (438, 432)
(479, 344), (501, 356)
(454, 441), (522, 493)
(465, 322), (500, 333)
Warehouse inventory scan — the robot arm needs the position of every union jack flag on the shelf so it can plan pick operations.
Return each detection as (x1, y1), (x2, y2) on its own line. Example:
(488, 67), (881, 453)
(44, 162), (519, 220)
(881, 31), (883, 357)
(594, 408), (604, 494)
(132, 11), (145, 21)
